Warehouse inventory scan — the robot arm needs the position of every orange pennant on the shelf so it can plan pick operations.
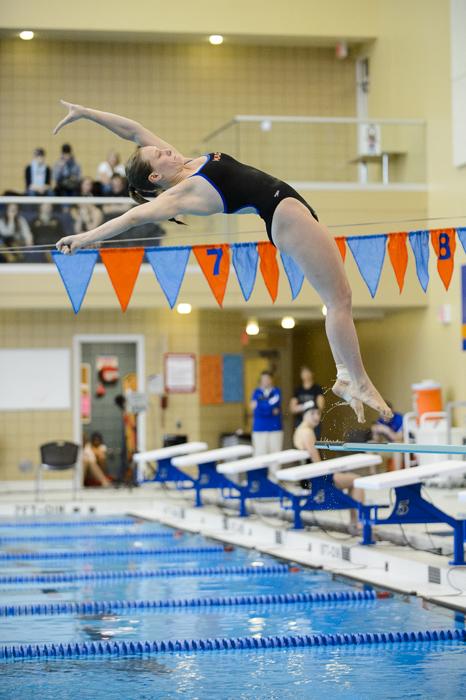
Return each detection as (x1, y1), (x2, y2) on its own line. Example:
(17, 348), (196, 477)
(257, 242), (279, 302)
(334, 237), (347, 262)
(431, 229), (456, 290)
(387, 232), (408, 293)
(193, 244), (230, 306)
(100, 247), (144, 311)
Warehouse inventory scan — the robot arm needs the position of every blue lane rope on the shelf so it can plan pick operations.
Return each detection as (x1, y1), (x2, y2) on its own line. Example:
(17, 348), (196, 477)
(0, 518), (137, 529)
(0, 589), (377, 618)
(0, 532), (176, 543)
(0, 545), (224, 561)
(0, 564), (290, 585)
(1, 629), (464, 661)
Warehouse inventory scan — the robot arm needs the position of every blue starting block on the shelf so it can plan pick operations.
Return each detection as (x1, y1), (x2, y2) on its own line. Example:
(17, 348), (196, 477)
(276, 454), (382, 531)
(355, 461), (466, 565)
(217, 450), (309, 517)
(172, 445), (254, 508)
(133, 442), (208, 486)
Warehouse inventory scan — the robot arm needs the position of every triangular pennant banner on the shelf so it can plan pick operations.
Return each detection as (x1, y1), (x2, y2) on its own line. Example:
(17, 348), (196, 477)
(146, 246), (190, 308)
(334, 237), (347, 261)
(257, 242), (279, 302)
(457, 227), (466, 253)
(408, 230), (430, 292)
(347, 234), (387, 298)
(193, 244), (230, 306)
(100, 247), (144, 311)
(387, 232), (408, 293)
(280, 252), (304, 300)
(231, 243), (259, 301)
(431, 228), (456, 290)
(52, 250), (99, 314)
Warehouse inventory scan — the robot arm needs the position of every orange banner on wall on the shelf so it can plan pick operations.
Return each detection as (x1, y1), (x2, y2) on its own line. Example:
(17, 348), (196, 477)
(387, 232), (408, 293)
(431, 229), (456, 290)
(257, 242), (279, 302)
(100, 247), (145, 311)
(334, 237), (347, 262)
(199, 355), (223, 405)
(193, 244), (230, 306)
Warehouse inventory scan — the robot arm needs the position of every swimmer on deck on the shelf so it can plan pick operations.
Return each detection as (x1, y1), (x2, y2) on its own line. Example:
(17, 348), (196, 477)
(53, 100), (392, 423)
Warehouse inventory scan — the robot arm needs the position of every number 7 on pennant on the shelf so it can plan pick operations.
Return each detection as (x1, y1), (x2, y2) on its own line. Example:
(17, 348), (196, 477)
(207, 247), (223, 275)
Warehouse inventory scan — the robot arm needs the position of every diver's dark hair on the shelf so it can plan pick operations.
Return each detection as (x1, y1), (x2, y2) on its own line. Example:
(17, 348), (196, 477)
(125, 148), (186, 225)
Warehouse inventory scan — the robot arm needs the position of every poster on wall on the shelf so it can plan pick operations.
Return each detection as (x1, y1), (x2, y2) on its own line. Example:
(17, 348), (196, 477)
(164, 353), (196, 393)
(462, 265), (466, 351)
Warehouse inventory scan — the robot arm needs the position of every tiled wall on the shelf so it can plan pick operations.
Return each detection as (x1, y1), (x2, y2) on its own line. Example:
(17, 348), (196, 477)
(0, 39), (356, 193)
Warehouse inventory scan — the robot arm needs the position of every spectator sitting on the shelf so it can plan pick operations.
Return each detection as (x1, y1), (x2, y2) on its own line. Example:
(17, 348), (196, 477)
(293, 407), (364, 525)
(83, 432), (112, 487)
(25, 148), (52, 196)
(31, 203), (63, 261)
(0, 203), (33, 263)
(53, 143), (82, 196)
(79, 176), (102, 197)
(96, 150), (126, 193)
(371, 401), (404, 469)
(69, 201), (103, 234)
(102, 174), (131, 220)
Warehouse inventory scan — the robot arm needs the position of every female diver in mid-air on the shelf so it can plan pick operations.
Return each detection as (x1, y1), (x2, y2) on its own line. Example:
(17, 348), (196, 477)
(54, 100), (392, 422)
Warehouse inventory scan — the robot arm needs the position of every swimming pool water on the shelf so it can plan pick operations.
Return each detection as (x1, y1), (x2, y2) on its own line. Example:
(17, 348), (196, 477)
(0, 514), (464, 700)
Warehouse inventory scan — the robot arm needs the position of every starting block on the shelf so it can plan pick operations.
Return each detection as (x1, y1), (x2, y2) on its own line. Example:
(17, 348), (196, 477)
(133, 442), (207, 486)
(276, 454), (382, 530)
(355, 461), (466, 565)
(217, 449), (308, 518)
(172, 445), (253, 507)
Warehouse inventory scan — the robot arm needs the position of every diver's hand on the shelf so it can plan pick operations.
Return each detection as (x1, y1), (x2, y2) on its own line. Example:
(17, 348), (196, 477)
(56, 233), (91, 254)
(53, 100), (86, 135)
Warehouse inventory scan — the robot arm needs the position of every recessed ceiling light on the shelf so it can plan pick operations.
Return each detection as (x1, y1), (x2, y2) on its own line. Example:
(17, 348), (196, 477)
(209, 35), (224, 45)
(176, 303), (192, 315)
(19, 31), (34, 41)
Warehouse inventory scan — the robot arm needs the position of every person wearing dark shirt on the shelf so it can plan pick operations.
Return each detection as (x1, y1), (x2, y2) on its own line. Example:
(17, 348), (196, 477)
(31, 203), (63, 261)
(53, 143), (82, 196)
(25, 148), (53, 195)
(289, 366), (325, 436)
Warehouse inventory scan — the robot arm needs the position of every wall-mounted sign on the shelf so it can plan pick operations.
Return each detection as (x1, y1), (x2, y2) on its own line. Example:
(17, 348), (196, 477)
(164, 353), (196, 393)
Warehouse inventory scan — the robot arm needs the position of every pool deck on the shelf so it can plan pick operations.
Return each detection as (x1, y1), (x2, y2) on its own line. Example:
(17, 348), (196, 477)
(0, 483), (465, 613)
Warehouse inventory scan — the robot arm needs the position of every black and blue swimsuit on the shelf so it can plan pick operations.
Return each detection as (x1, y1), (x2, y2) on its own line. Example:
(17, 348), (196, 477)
(190, 152), (318, 244)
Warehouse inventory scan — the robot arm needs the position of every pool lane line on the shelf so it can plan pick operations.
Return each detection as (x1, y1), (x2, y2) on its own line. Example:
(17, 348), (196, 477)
(0, 545), (225, 561)
(1, 628), (464, 661)
(0, 563), (291, 585)
(0, 532), (178, 543)
(0, 519), (137, 529)
(0, 589), (380, 617)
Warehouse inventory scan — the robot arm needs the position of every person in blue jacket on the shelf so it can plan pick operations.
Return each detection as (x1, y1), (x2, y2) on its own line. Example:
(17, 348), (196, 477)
(250, 371), (283, 458)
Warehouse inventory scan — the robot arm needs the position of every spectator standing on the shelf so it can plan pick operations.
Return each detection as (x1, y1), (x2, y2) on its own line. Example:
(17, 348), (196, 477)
(53, 143), (82, 196)
(25, 148), (52, 196)
(289, 365), (325, 437)
(96, 150), (126, 193)
(250, 371), (283, 459)
(0, 203), (33, 262)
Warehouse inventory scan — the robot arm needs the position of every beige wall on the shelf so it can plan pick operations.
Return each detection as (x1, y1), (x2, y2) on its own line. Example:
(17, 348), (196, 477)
(0, 38), (356, 194)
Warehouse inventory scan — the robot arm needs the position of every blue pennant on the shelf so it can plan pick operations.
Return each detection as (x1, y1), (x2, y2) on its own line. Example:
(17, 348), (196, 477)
(145, 246), (191, 308)
(231, 243), (259, 301)
(408, 230), (430, 292)
(347, 234), (387, 298)
(280, 252), (304, 299)
(457, 227), (466, 254)
(223, 354), (244, 402)
(52, 250), (99, 314)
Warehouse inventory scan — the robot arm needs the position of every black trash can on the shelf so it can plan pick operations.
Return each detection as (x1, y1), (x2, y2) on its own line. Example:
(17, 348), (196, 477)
(163, 434), (188, 448)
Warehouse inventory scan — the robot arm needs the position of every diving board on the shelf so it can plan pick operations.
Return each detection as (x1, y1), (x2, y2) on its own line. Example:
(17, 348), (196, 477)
(133, 442), (208, 485)
(172, 445), (253, 507)
(316, 441), (466, 456)
(355, 460), (466, 565)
